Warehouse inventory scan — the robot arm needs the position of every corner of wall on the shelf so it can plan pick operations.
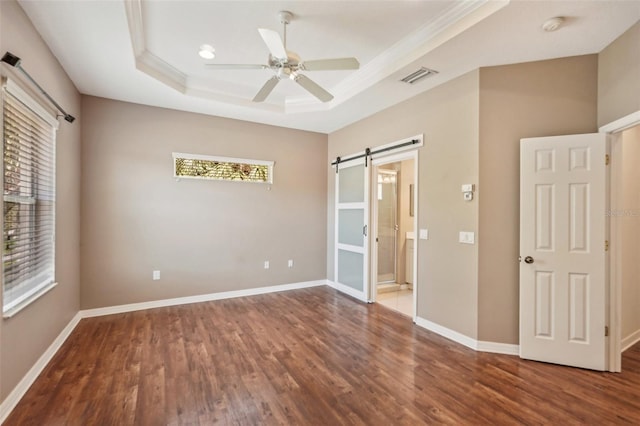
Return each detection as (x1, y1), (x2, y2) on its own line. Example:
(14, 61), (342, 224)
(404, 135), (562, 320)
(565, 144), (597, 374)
(597, 21), (640, 128)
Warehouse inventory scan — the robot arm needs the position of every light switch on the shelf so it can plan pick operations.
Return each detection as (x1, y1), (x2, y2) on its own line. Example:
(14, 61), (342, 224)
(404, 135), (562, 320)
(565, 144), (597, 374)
(152, 270), (160, 280)
(419, 229), (429, 240)
(459, 231), (475, 244)
(461, 184), (475, 193)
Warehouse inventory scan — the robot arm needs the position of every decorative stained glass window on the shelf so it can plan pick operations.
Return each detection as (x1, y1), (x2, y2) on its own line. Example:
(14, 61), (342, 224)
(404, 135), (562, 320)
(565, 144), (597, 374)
(173, 152), (273, 184)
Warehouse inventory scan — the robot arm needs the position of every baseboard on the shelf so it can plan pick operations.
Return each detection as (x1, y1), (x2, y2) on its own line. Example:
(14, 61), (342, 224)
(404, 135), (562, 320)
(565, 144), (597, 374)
(414, 316), (519, 355)
(414, 316), (478, 350)
(622, 329), (640, 352)
(325, 280), (369, 303)
(0, 312), (82, 424)
(81, 279), (327, 318)
(477, 340), (520, 355)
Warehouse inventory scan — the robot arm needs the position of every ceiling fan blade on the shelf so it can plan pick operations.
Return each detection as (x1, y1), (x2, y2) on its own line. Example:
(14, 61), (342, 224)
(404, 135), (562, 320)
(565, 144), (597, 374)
(300, 57), (360, 71)
(294, 74), (334, 103)
(258, 28), (288, 62)
(252, 76), (280, 102)
(205, 64), (268, 70)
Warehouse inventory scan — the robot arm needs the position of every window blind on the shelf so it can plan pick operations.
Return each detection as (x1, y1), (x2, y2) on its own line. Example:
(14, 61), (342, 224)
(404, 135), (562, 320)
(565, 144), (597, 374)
(2, 83), (57, 314)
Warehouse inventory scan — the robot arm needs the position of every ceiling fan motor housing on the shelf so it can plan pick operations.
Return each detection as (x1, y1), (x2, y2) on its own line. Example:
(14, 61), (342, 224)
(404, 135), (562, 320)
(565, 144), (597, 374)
(269, 51), (300, 67)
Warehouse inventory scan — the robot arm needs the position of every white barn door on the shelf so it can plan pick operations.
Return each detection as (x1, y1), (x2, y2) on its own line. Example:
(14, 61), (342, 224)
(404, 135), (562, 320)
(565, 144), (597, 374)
(520, 133), (607, 370)
(334, 159), (370, 302)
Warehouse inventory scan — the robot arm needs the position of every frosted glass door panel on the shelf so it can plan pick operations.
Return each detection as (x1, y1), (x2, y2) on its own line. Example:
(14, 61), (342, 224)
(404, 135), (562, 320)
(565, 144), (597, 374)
(338, 164), (365, 203)
(335, 158), (369, 302)
(338, 209), (364, 247)
(338, 249), (364, 291)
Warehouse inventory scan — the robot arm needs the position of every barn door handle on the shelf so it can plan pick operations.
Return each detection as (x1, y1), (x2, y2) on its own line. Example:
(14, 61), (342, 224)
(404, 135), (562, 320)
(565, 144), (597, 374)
(524, 256), (534, 264)
(363, 225), (367, 237)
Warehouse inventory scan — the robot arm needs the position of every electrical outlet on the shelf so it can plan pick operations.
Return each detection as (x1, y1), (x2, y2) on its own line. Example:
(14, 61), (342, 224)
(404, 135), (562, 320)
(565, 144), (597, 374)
(288, 259), (294, 268)
(264, 261), (270, 269)
(152, 270), (160, 280)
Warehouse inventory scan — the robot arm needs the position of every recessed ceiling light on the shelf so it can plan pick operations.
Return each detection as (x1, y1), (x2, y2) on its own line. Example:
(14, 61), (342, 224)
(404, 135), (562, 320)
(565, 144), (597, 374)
(198, 44), (215, 60)
(542, 17), (565, 32)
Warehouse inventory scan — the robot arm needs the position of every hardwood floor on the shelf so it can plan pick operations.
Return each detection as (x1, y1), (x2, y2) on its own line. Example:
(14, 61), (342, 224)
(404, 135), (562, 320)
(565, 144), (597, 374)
(5, 286), (640, 425)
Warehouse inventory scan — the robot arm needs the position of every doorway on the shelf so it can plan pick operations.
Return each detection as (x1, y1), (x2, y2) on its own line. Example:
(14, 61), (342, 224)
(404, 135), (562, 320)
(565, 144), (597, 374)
(518, 112), (640, 372)
(332, 135), (422, 317)
(372, 155), (417, 318)
(609, 123), (640, 371)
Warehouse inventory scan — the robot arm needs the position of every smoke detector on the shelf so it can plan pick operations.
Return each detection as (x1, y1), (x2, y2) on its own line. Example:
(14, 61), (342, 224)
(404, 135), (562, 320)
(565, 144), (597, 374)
(542, 17), (565, 32)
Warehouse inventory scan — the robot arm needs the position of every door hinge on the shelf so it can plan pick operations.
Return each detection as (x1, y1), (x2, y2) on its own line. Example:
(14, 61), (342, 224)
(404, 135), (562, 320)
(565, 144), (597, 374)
(605, 326), (609, 337)
(605, 154), (610, 165)
(605, 240), (609, 251)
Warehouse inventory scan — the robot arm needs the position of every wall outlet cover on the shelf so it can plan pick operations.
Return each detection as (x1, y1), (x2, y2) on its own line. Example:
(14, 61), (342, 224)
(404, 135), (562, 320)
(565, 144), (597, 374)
(459, 231), (475, 244)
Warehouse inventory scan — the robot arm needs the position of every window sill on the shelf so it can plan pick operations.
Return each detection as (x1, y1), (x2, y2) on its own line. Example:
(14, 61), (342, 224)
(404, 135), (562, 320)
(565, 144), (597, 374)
(3, 281), (58, 319)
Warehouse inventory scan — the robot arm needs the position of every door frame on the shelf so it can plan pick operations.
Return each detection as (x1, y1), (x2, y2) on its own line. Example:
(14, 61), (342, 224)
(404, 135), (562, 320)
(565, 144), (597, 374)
(600, 110), (640, 372)
(371, 148), (419, 322)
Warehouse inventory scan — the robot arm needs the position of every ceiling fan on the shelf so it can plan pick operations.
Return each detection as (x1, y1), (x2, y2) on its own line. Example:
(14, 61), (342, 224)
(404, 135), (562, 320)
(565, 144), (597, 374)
(205, 11), (360, 103)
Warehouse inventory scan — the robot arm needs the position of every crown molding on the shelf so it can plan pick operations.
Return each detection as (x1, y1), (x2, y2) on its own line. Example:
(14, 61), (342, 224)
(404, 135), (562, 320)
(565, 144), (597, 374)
(124, 0), (187, 93)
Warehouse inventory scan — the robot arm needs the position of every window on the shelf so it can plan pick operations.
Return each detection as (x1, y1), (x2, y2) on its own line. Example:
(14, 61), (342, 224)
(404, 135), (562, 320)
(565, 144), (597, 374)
(2, 79), (58, 317)
(173, 152), (274, 184)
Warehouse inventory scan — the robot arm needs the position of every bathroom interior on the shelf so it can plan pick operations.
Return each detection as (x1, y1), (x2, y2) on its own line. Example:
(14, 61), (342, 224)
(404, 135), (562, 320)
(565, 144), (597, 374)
(375, 159), (415, 317)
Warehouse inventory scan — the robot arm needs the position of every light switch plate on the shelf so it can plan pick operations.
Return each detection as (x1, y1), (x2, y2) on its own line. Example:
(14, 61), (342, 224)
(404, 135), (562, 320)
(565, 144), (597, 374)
(152, 270), (160, 280)
(461, 184), (475, 192)
(419, 229), (429, 240)
(459, 231), (475, 244)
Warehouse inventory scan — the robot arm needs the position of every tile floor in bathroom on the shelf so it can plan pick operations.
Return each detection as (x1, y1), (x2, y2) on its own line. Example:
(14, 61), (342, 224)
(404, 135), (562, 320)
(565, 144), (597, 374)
(376, 289), (413, 317)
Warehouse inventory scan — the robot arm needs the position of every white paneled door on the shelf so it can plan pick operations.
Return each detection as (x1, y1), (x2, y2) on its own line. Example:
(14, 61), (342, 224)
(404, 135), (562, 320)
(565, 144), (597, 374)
(335, 159), (370, 302)
(520, 133), (607, 370)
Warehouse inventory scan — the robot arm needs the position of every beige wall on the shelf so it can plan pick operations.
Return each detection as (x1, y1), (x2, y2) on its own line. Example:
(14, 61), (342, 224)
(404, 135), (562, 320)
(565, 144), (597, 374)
(80, 96), (327, 309)
(598, 21), (640, 127)
(0, 0), (81, 402)
(619, 125), (640, 342)
(478, 55), (598, 343)
(328, 71), (480, 339)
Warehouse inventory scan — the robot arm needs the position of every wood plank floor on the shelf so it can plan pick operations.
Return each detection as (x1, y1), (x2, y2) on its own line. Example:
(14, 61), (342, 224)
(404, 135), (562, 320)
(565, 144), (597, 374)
(5, 286), (640, 425)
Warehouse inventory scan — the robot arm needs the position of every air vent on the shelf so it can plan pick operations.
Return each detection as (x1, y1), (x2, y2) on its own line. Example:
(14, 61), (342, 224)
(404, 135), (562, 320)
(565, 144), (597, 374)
(400, 67), (439, 85)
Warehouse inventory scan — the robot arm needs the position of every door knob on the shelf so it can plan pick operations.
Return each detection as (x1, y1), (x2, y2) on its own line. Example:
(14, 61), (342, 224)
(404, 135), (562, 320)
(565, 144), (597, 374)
(524, 256), (534, 264)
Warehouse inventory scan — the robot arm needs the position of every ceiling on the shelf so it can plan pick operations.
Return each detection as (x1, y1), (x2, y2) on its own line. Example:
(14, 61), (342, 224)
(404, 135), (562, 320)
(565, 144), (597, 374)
(17, 0), (640, 134)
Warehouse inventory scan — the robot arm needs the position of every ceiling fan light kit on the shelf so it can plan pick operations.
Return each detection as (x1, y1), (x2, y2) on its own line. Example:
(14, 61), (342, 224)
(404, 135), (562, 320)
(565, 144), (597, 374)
(205, 10), (359, 103)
